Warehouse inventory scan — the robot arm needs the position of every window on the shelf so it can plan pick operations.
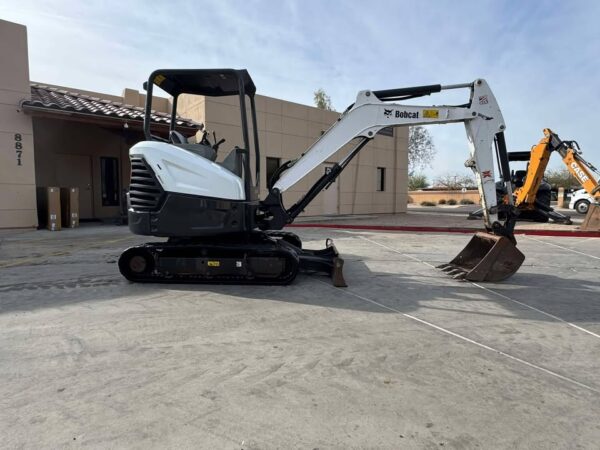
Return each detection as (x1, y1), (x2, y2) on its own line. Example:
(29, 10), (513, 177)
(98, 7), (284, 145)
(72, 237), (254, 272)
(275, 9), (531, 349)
(377, 127), (394, 137)
(376, 167), (386, 192)
(101, 157), (120, 206)
(266, 157), (281, 185)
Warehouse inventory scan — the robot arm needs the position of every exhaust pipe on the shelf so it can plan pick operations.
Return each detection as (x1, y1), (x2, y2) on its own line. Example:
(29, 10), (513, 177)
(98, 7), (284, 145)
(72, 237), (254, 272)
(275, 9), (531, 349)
(437, 232), (525, 282)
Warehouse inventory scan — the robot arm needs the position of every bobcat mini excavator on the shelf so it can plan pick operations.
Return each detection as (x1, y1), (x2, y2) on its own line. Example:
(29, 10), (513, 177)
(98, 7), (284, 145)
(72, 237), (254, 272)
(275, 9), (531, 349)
(119, 69), (524, 286)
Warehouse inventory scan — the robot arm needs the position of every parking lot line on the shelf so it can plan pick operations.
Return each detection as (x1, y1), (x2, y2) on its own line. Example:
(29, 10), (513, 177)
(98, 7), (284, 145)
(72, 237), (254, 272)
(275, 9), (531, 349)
(522, 235), (600, 260)
(358, 235), (600, 341)
(317, 278), (600, 395)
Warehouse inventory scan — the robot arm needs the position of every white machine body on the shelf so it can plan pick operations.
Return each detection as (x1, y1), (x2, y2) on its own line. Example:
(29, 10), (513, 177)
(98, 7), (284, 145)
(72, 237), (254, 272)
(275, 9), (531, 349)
(130, 141), (245, 200)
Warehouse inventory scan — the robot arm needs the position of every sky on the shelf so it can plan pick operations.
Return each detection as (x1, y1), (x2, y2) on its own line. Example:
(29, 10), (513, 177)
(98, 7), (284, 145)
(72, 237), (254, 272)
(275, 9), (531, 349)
(2, 0), (599, 180)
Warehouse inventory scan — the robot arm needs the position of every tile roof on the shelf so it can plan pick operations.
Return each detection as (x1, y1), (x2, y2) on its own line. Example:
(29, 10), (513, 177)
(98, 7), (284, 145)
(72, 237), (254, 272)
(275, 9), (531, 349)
(22, 84), (201, 129)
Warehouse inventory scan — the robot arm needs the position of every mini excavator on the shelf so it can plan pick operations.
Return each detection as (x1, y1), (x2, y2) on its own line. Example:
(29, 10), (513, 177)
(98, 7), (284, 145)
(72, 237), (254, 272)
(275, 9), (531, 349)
(119, 69), (525, 285)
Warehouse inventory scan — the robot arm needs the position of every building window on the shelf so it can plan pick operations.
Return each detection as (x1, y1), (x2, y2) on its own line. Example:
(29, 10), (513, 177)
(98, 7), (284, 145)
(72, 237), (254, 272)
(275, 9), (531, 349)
(376, 167), (386, 192)
(377, 127), (394, 137)
(266, 157), (281, 185)
(101, 157), (120, 206)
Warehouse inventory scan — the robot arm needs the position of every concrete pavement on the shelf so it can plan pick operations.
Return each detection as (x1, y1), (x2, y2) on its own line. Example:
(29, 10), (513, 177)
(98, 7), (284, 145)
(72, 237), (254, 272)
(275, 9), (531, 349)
(1, 224), (599, 448)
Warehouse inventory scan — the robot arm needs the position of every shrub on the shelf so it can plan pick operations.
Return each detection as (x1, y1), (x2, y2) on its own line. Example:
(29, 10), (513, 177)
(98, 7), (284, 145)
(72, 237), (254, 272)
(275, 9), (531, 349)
(459, 198), (475, 205)
(420, 201), (436, 206)
(438, 199), (447, 205)
(447, 199), (457, 205)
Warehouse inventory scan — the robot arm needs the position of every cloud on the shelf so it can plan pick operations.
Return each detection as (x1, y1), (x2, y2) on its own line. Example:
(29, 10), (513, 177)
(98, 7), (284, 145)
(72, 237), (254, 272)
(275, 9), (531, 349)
(1, 0), (599, 177)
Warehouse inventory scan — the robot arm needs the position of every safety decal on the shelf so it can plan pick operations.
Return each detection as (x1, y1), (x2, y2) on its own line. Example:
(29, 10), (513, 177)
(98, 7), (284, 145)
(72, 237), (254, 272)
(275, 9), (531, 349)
(207, 261), (221, 267)
(478, 95), (488, 105)
(423, 109), (439, 119)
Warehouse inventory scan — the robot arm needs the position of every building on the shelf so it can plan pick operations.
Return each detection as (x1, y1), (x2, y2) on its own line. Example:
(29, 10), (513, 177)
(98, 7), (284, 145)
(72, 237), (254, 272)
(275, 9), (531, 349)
(0, 19), (408, 230)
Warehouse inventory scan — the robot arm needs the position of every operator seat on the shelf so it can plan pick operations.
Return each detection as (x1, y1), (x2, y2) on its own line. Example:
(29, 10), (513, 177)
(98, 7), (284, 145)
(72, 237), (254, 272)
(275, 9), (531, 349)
(168, 130), (243, 177)
(512, 170), (527, 188)
(169, 130), (217, 162)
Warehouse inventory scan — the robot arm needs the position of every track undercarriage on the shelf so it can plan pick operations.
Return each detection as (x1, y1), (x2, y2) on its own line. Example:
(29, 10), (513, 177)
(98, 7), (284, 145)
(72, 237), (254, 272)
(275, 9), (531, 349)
(118, 231), (347, 287)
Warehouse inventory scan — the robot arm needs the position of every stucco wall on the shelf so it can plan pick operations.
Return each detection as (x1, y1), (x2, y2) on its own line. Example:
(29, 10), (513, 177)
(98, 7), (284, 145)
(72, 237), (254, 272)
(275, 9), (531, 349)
(0, 19), (37, 228)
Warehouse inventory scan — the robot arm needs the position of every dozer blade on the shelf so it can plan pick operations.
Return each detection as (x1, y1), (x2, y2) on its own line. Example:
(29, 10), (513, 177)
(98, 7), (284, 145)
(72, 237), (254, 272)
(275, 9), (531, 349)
(437, 232), (525, 282)
(297, 238), (347, 287)
(331, 256), (348, 287)
(581, 204), (600, 232)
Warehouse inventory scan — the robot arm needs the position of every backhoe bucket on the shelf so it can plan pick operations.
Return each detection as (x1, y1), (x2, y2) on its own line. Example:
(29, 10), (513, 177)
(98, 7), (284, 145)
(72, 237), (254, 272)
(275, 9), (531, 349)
(581, 204), (600, 232)
(437, 232), (525, 282)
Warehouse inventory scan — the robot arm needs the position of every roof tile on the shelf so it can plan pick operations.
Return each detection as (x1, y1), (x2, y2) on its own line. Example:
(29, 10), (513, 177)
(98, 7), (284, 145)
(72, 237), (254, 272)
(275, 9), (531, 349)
(22, 84), (201, 129)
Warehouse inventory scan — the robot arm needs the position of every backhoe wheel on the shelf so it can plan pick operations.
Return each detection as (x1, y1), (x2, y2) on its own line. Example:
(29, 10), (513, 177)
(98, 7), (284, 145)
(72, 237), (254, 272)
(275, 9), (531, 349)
(118, 247), (154, 281)
(575, 200), (590, 215)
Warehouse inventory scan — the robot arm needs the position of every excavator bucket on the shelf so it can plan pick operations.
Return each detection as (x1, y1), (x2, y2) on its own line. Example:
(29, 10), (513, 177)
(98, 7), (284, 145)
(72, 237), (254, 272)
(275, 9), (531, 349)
(437, 232), (525, 282)
(580, 204), (600, 232)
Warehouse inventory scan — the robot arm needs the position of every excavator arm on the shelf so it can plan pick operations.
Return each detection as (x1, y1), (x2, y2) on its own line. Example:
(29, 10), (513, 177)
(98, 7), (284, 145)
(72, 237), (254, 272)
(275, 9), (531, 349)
(552, 134), (600, 199)
(259, 79), (516, 237)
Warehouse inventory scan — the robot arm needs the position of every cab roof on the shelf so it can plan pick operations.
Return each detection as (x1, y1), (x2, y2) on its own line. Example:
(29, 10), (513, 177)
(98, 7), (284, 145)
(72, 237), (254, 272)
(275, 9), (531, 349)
(147, 69), (256, 97)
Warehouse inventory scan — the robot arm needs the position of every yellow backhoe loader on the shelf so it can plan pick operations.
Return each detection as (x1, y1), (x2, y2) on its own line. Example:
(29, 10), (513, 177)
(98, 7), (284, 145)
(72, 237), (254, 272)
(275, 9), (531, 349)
(514, 129), (600, 231)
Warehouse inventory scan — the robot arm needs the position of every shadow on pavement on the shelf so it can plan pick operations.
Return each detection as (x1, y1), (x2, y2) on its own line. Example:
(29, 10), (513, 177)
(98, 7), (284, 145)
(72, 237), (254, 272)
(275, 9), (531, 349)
(1, 252), (599, 327)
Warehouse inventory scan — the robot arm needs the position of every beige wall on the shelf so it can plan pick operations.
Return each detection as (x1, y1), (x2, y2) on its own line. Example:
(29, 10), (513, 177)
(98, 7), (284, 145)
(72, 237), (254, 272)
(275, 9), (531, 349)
(179, 94), (409, 216)
(408, 190), (480, 204)
(0, 20), (37, 228)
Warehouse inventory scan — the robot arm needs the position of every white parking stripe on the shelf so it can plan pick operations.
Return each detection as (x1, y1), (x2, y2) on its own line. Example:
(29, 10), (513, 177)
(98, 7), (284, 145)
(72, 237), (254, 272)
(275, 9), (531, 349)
(359, 235), (600, 340)
(318, 279), (600, 395)
(523, 235), (600, 260)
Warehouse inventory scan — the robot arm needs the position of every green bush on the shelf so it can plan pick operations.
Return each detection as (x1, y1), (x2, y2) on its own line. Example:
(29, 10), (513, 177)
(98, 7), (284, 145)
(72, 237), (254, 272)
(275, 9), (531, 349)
(420, 201), (436, 206)
(438, 199), (447, 205)
(459, 198), (475, 205)
(447, 199), (457, 205)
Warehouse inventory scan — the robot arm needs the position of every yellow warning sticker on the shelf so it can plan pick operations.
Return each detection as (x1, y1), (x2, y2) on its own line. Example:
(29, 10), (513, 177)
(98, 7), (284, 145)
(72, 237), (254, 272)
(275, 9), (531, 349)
(154, 74), (166, 85)
(207, 261), (220, 267)
(423, 109), (439, 119)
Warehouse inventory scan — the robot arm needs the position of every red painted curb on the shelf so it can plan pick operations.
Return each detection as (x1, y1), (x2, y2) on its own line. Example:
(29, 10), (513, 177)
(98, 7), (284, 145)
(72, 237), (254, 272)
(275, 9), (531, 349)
(287, 223), (600, 238)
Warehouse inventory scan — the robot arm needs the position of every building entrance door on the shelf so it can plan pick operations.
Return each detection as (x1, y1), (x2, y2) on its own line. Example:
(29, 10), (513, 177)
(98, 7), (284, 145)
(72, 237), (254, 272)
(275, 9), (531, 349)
(322, 164), (339, 215)
(55, 154), (93, 219)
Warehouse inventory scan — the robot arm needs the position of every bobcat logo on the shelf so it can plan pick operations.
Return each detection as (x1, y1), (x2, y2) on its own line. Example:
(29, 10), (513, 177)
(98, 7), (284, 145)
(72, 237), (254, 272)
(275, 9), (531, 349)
(384, 109), (393, 118)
